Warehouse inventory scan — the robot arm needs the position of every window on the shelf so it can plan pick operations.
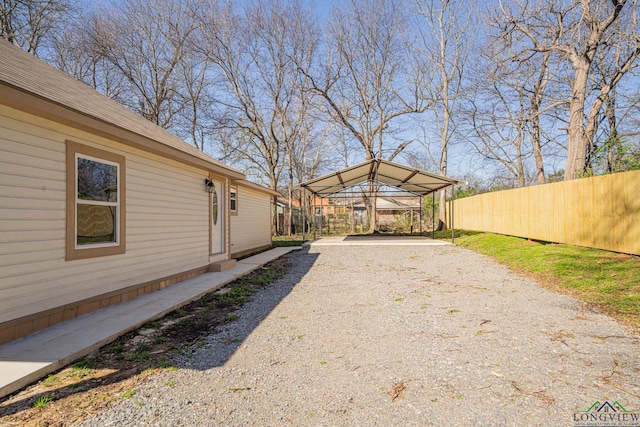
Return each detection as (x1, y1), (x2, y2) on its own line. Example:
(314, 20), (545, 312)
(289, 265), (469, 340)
(211, 183), (218, 225)
(66, 141), (126, 260)
(230, 186), (238, 215)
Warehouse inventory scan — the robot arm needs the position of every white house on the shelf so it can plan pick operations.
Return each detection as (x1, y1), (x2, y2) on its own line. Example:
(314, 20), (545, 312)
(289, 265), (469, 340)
(0, 41), (277, 345)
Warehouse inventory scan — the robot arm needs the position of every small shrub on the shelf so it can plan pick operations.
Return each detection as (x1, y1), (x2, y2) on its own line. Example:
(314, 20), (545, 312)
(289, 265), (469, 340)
(33, 394), (53, 408)
(105, 342), (124, 354)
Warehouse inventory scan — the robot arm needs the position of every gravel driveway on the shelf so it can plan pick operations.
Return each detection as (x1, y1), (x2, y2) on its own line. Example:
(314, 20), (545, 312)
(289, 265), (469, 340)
(80, 244), (639, 426)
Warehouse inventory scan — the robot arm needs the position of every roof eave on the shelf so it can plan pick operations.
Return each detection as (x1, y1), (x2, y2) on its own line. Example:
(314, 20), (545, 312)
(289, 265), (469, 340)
(0, 81), (245, 180)
(233, 179), (280, 197)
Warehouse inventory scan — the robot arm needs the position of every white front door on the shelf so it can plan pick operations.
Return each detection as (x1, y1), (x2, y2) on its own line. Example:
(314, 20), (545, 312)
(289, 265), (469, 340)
(210, 179), (224, 255)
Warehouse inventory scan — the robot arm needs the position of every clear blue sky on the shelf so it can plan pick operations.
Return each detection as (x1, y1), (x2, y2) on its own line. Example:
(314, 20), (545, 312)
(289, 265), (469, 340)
(86, 0), (338, 20)
(312, 0), (337, 23)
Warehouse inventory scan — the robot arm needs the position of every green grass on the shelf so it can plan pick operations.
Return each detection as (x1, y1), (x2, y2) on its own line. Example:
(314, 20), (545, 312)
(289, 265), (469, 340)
(105, 342), (124, 354)
(41, 375), (61, 387)
(32, 394), (54, 408)
(224, 314), (240, 323)
(435, 230), (640, 329)
(213, 286), (250, 306)
(272, 235), (304, 247)
(73, 357), (99, 370)
(121, 388), (137, 399)
(68, 366), (95, 379)
(125, 351), (150, 361)
(143, 321), (162, 329)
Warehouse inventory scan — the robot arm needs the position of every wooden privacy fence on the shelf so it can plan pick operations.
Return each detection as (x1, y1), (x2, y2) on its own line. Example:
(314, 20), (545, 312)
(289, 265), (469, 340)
(452, 170), (640, 255)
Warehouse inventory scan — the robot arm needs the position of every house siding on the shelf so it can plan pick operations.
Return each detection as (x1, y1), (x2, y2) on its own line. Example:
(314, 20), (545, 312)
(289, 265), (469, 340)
(0, 105), (217, 325)
(230, 185), (272, 257)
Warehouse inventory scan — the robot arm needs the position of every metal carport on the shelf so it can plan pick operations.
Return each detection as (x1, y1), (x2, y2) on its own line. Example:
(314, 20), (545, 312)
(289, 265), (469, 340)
(299, 159), (462, 241)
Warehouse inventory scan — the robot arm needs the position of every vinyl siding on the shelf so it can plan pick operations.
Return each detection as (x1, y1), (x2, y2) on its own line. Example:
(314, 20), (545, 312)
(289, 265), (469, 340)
(230, 185), (272, 255)
(0, 105), (217, 323)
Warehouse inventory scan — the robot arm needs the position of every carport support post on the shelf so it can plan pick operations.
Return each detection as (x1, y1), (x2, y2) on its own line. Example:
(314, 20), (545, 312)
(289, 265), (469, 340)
(451, 185), (455, 244)
(313, 196), (317, 240)
(431, 193), (435, 239)
(319, 198), (322, 238)
(419, 195), (423, 236)
(302, 188), (306, 244)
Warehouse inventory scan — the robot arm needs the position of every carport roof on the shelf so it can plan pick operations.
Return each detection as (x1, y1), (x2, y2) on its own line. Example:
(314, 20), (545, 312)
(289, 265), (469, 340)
(300, 159), (462, 197)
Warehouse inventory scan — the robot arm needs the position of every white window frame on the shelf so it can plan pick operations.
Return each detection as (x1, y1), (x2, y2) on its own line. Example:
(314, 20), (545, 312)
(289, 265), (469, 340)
(230, 185), (238, 214)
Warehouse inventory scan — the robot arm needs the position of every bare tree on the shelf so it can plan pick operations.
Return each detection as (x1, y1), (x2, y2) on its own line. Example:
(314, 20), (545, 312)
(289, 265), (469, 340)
(0, 0), (73, 56)
(50, 1), (216, 151)
(411, 0), (474, 229)
(584, 15), (640, 174)
(467, 57), (532, 188)
(497, 0), (640, 180)
(48, 18), (128, 102)
(200, 0), (319, 235)
(49, 22), (98, 84)
(174, 50), (217, 151)
(497, 23), (562, 185)
(85, 0), (199, 128)
(299, 0), (430, 232)
(465, 19), (575, 187)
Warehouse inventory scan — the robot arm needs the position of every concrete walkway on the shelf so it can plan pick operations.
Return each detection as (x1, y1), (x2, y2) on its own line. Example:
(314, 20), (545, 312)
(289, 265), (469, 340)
(0, 247), (300, 400)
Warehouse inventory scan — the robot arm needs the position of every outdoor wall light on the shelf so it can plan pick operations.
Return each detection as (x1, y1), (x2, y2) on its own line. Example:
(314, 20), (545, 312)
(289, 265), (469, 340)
(204, 178), (215, 193)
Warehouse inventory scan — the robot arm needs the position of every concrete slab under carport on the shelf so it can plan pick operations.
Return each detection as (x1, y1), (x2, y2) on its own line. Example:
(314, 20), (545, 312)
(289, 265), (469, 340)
(305, 235), (452, 246)
(0, 246), (300, 400)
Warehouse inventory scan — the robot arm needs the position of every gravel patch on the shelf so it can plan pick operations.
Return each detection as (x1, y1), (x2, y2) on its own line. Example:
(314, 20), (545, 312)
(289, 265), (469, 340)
(78, 245), (639, 426)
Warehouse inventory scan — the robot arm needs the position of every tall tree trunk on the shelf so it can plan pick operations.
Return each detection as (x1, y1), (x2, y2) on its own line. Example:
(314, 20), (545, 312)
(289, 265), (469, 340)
(367, 182), (377, 233)
(516, 126), (526, 187)
(438, 191), (446, 229)
(369, 195), (377, 233)
(350, 198), (355, 234)
(604, 91), (617, 173)
(287, 154), (294, 236)
(530, 51), (551, 185)
(438, 75), (450, 229)
(564, 63), (590, 180)
(532, 113), (545, 184)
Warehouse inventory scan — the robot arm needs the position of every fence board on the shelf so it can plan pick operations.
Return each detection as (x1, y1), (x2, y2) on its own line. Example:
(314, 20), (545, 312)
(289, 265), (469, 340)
(453, 170), (640, 255)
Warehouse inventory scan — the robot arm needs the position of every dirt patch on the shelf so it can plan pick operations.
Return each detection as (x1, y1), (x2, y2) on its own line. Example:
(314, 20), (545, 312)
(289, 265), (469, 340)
(0, 258), (290, 427)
